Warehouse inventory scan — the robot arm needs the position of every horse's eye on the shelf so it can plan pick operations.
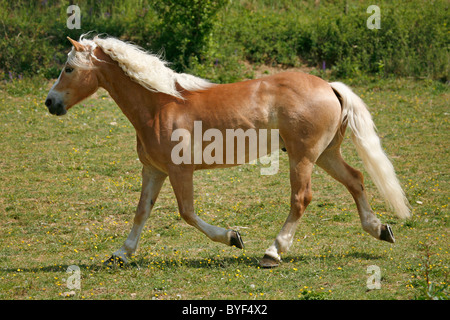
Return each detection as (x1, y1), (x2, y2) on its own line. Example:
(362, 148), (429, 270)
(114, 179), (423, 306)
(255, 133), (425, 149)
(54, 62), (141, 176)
(65, 67), (74, 73)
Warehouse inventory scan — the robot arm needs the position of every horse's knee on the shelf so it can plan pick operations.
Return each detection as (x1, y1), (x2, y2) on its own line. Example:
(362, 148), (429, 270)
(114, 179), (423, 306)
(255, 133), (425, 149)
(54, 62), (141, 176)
(291, 185), (312, 217)
(304, 186), (313, 207)
(133, 209), (149, 226)
(180, 211), (197, 226)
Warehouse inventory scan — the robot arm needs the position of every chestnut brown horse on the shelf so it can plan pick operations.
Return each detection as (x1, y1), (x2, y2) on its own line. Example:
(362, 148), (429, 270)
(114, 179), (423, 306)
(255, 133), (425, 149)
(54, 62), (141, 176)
(45, 35), (410, 267)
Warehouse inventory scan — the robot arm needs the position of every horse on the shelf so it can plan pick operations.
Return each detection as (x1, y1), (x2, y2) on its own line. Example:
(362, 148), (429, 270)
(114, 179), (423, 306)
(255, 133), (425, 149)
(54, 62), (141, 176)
(45, 35), (410, 268)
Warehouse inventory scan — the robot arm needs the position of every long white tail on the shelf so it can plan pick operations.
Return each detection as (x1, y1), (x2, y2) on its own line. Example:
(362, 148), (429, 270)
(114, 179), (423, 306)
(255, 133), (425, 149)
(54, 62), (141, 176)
(329, 82), (410, 219)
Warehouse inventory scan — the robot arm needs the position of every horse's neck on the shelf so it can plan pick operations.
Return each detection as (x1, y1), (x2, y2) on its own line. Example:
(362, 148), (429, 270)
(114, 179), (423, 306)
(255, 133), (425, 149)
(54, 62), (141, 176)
(98, 65), (161, 131)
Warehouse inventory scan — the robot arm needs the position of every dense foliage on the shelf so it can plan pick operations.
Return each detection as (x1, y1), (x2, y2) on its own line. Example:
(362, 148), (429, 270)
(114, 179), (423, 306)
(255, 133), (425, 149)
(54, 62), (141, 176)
(0, 0), (448, 82)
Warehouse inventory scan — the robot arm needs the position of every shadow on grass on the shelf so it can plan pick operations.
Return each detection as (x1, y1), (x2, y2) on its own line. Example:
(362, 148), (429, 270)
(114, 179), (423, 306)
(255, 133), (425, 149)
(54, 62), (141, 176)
(3, 254), (284, 273)
(2, 250), (382, 274)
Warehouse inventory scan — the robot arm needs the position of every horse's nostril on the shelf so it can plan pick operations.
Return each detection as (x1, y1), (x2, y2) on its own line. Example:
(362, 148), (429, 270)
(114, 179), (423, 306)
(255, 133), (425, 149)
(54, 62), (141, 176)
(45, 98), (52, 107)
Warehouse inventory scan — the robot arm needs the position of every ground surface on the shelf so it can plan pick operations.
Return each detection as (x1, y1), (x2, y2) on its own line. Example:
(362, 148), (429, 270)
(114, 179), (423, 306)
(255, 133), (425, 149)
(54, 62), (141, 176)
(0, 76), (448, 300)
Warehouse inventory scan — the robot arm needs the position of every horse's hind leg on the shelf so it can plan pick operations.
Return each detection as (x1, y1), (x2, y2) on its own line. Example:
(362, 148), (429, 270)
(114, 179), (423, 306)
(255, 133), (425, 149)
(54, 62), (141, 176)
(260, 158), (314, 268)
(316, 147), (395, 243)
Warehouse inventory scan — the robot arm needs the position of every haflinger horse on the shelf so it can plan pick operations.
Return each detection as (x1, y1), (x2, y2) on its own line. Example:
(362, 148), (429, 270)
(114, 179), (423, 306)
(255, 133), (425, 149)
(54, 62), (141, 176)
(45, 35), (410, 268)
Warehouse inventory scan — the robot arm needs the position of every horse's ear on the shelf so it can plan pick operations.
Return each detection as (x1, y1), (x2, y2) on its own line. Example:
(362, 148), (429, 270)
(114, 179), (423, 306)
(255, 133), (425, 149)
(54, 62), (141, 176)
(67, 37), (85, 52)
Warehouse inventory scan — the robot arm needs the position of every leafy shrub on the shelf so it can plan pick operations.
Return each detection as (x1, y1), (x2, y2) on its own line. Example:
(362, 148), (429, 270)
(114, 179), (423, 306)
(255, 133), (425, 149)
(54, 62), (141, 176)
(231, 9), (303, 67)
(0, 2), (66, 79)
(301, 1), (449, 80)
(151, 0), (229, 71)
(0, 0), (448, 82)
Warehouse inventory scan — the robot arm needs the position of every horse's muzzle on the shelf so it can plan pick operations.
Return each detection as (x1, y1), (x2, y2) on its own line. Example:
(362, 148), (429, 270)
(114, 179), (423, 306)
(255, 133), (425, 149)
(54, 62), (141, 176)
(45, 97), (67, 116)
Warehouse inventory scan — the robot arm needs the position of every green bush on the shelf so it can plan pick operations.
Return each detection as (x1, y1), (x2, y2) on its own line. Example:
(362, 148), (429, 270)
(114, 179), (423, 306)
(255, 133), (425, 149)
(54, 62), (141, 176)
(0, 0), (448, 82)
(231, 9), (303, 67)
(0, 2), (65, 79)
(152, 0), (229, 71)
(301, 1), (449, 80)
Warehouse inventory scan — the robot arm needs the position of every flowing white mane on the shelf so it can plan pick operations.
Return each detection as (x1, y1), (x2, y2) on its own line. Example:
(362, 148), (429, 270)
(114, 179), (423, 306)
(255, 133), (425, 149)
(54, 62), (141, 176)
(67, 34), (213, 98)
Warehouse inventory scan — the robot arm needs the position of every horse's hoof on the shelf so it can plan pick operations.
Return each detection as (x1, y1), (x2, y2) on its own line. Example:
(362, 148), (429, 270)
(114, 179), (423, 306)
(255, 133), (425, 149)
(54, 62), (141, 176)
(259, 254), (280, 268)
(380, 224), (395, 243)
(230, 230), (244, 249)
(104, 255), (126, 267)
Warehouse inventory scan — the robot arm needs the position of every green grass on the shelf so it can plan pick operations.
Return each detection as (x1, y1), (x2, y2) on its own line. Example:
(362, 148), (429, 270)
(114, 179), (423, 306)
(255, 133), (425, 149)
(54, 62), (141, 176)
(0, 75), (448, 300)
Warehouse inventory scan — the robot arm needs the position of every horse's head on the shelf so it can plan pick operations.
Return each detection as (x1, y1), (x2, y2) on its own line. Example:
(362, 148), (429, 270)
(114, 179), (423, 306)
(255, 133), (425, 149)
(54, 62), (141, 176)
(45, 37), (100, 116)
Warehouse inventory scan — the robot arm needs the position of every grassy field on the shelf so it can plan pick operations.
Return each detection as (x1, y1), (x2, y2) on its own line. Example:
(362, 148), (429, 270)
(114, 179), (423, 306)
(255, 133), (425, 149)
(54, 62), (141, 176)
(0, 74), (448, 300)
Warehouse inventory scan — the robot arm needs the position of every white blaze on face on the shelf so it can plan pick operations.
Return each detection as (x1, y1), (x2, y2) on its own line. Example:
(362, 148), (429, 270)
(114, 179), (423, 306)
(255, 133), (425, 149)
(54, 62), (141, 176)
(48, 72), (64, 97)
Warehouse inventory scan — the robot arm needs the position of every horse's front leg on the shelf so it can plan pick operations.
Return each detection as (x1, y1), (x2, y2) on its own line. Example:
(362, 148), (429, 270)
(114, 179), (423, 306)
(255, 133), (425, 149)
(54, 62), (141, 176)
(106, 165), (167, 266)
(168, 165), (244, 249)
